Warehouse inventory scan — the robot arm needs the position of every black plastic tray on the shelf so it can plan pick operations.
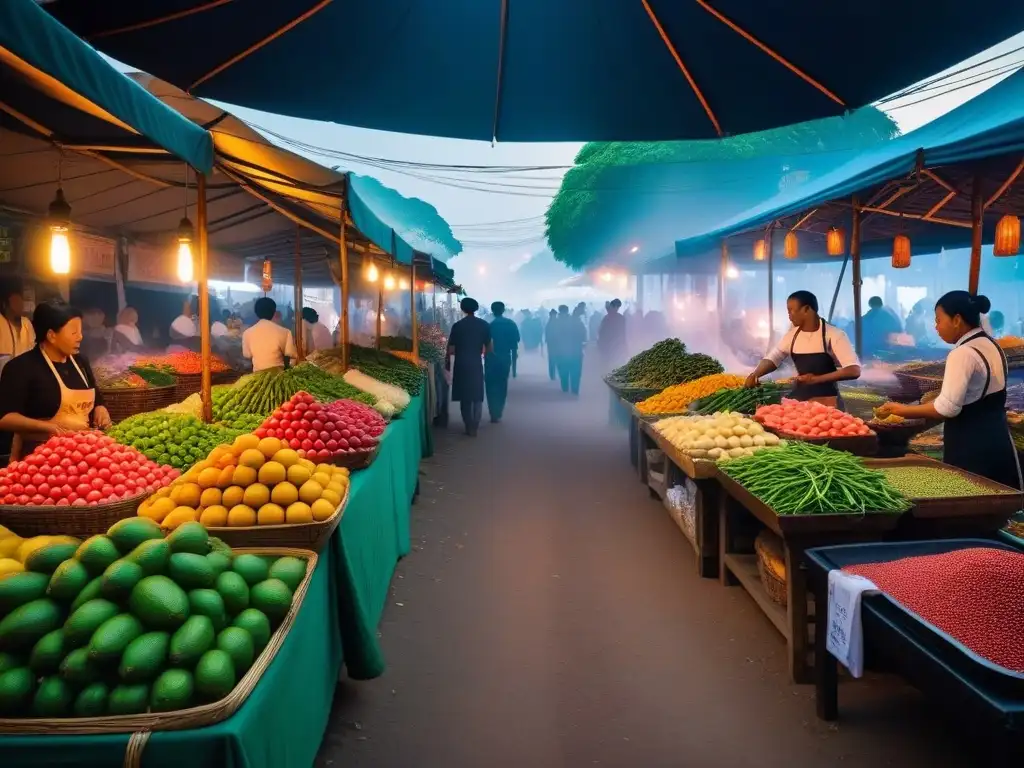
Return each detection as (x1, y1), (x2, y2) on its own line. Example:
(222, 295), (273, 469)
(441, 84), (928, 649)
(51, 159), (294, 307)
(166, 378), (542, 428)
(806, 538), (1024, 696)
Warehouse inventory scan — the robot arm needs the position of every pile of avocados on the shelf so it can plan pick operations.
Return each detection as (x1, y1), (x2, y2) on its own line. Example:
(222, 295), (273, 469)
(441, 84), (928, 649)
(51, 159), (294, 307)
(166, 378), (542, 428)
(0, 519), (307, 717)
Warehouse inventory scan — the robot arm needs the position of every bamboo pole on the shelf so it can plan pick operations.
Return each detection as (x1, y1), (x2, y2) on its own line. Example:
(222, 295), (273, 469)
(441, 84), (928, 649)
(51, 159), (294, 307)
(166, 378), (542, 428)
(293, 228), (304, 360)
(432, 282), (437, 321)
(410, 262), (419, 359)
(851, 196), (863, 359)
(338, 208), (350, 371)
(376, 267), (383, 349)
(765, 227), (775, 351)
(968, 174), (983, 295)
(197, 172), (212, 423)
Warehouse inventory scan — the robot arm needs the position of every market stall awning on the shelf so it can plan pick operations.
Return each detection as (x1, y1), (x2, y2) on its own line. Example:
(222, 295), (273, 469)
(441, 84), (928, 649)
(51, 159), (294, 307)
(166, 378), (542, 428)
(42, 1), (1024, 141)
(0, 0), (212, 171)
(674, 68), (1024, 260)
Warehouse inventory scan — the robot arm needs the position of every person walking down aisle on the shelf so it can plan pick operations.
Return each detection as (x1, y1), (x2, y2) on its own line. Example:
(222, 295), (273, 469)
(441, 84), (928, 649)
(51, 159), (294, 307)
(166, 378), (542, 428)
(544, 309), (558, 381)
(597, 299), (627, 374)
(447, 297), (491, 437)
(243, 297), (297, 372)
(551, 305), (586, 396)
(485, 302), (520, 423)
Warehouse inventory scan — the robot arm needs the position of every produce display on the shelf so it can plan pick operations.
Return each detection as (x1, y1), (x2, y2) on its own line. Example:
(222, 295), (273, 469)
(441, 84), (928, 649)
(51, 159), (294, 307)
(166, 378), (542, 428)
(348, 345), (424, 395)
(876, 466), (1011, 497)
(138, 432), (349, 529)
(996, 335), (1024, 350)
(611, 339), (724, 390)
(135, 351), (230, 375)
(385, 350), (425, 368)
(654, 413), (781, 461)
(343, 369), (411, 411)
(0, 530), (81, 577)
(845, 548), (1024, 673)
(1006, 383), (1024, 412)
(94, 363), (177, 391)
(635, 374), (745, 414)
(719, 442), (910, 515)
(0, 519), (306, 716)
(417, 324), (447, 364)
(255, 392), (381, 458)
(109, 414), (261, 471)
(755, 399), (874, 438)
(0, 433), (177, 507)
(690, 383), (785, 416)
(211, 365), (374, 421)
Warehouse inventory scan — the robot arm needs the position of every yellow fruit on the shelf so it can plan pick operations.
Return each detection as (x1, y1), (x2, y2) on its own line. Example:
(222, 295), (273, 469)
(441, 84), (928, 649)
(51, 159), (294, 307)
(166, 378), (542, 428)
(316, 463), (334, 476)
(257, 437), (282, 458)
(320, 489), (342, 508)
(299, 459), (316, 473)
(312, 472), (332, 489)
(147, 497), (177, 523)
(286, 464), (311, 487)
(243, 484), (270, 509)
(270, 482), (299, 507)
(199, 505), (229, 527)
(216, 453), (237, 470)
(232, 465), (258, 487)
(310, 498), (336, 522)
(285, 502), (313, 524)
(197, 467), (221, 489)
(298, 480), (323, 505)
(272, 449), (300, 468)
(233, 433), (260, 453)
(18, 537), (52, 563)
(154, 486), (172, 499)
(333, 467), (350, 479)
(162, 507), (199, 530)
(0, 558), (25, 578)
(175, 483), (202, 509)
(227, 504), (257, 527)
(257, 503), (285, 525)
(0, 537), (22, 559)
(216, 466), (235, 488)
(238, 449), (265, 470)
(258, 461), (286, 486)
(0, 525), (15, 539)
(200, 487), (222, 508)
(222, 486), (245, 508)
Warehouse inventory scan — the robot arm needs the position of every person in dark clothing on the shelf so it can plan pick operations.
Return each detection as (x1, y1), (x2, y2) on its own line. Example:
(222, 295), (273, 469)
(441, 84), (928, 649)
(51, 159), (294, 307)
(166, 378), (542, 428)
(861, 296), (902, 358)
(485, 302), (520, 423)
(588, 308), (602, 345)
(544, 308), (558, 381)
(446, 297), (492, 436)
(520, 310), (542, 352)
(550, 305), (586, 395)
(597, 298), (627, 373)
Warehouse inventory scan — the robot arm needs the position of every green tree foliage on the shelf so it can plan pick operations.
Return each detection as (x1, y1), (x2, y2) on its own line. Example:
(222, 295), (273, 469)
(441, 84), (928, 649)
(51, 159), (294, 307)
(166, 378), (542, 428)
(350, 174), (462, 259)
(546, 107), (900, 269)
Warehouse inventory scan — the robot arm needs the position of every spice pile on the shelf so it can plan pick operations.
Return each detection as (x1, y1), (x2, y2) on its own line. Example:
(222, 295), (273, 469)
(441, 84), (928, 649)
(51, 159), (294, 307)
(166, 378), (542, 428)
(636, 374), (745, 414)
(845, 547), (1024, 672)
(611, 339), (724, 390)
(135, 351), (230, 374)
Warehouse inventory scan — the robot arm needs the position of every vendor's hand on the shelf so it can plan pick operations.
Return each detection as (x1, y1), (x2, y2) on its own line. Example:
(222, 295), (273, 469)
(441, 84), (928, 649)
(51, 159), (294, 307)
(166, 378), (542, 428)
(794, 373), (819, 385)
(93, 406), (112, 430)
(46, 423), (72, 436)
(874, 402), (904, 419)
(744, 373), (759, 389)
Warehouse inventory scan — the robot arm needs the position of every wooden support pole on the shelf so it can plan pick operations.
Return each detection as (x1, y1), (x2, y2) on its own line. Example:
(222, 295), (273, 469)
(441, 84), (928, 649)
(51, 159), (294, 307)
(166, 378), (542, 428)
(432, 282), (437, 320)
(766, 228), (775, 351)
(197, 172), (212, 423)
(293, 228), (304, 360)
(410, 262), (419, 359)
(851, 196), (863, 359)
(968, 174), (984, 295)
(376, 270), (383, 349)
(339, 213), (350, 371)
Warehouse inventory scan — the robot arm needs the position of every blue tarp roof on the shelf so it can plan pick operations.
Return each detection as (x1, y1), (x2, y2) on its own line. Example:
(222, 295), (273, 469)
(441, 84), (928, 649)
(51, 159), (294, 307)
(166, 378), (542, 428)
(0, 0), (212, 171)
(43, 1), (1024, 142)
(675, 69), (1024, 259)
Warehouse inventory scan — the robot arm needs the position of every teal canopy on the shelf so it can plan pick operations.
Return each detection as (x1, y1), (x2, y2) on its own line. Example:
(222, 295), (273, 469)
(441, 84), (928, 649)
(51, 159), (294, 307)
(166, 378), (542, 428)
(0, 0), (212, 171)
(43, 1), (1024, 141)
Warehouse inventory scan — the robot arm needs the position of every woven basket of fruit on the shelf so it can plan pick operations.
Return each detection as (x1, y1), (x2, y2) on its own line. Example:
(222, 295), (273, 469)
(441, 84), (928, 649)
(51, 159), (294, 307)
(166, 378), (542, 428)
(754, 531), (787, 606)
(200, 488), (348, 553)
(329, 447), (378, 470)
(0, 495), (148, 539)
(101, 385), (179, 426)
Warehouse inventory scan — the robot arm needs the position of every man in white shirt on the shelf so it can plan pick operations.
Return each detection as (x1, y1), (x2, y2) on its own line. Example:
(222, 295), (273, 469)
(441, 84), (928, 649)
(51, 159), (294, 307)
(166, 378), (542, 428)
(211, 309), (231, 338)
(745, 290), (861, 406)
(0, 278), (34, 372)
(242, 297), (297, 372)
(169, 298), (197, 341)
(301, 307), (333, 353)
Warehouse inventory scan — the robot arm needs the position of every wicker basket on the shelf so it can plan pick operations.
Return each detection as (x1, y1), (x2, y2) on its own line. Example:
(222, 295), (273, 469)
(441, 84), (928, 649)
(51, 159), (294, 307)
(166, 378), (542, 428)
(173, 372), (203, 401)
(754, 531), (787, 606)
(330, 446), (378, 470)
(100, 384), (178, 425)
(202, 488), (347, 552)
(0, 493), (146, 538)
(0, 546), (317, 764)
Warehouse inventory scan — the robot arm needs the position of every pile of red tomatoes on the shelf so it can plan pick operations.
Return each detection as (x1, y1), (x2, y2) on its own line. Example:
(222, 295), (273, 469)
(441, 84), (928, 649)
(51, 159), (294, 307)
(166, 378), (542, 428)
(755, 399), (873, 438)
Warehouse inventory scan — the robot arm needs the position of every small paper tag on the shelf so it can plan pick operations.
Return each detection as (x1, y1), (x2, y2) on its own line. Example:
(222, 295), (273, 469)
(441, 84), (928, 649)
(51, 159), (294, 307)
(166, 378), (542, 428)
(826, 569), (878, 677)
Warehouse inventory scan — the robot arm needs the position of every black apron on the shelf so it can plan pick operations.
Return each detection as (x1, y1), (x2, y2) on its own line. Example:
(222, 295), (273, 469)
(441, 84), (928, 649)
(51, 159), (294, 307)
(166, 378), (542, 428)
(789, 321), (840, 401)
(943, 334), (1022, 490)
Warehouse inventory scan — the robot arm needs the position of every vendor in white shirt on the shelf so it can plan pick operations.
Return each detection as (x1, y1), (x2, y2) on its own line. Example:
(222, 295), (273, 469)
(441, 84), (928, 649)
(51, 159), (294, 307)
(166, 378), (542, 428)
(302, 307), (333, 353)
(0, 277), (35, 372)
(169, 299), (197, 341)
(211, 309), (231, 339)
(877, 291), (1021, 489)
(242, 297), (297, 372)
(745, 290), (861, 408)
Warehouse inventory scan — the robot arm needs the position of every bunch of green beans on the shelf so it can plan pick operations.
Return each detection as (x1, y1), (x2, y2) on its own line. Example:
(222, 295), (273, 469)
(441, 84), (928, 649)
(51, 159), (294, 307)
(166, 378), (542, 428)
(720, 441), (911, 515)
(878, 467), (1007, 498)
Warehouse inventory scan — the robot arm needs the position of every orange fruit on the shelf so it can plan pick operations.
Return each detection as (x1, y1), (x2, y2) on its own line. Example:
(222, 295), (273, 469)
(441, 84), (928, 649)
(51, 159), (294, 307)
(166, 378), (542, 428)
(238, 449), (265, 470)
(311, 472), (332, 489)
(216, 454), (237, 470)
(270, 482), (298, 507)
(227, 504), (257, 527)
(232, 433), (260, 454)
(286, 464), (311, 487)
(221, 486), (245, 508)
(319, 488), (342, 508)
(257, 437), (282, 458)
(216, 466), (235, 488)
(232, 466), (258, 487)
(298, 480), (323, 505)
(199, 487), (222, 508)
(271, 449), (300, 468)
(197, 467), (221, 489)
(141, 497), (176, 523)
(257, 503), (285, 525)
(310, 498), (336, 522)
(285, 502), (313, 524)
(242, 484), (270, 509)
(199, 505), (229, 527)
(258, 461), (286, 486)
(162, 507), (199, 530)
(174, 483), (202, 508)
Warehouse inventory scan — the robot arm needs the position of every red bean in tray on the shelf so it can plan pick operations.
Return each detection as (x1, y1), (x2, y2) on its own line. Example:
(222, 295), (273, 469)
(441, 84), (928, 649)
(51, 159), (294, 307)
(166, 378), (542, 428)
(845, 548), (1024, 673)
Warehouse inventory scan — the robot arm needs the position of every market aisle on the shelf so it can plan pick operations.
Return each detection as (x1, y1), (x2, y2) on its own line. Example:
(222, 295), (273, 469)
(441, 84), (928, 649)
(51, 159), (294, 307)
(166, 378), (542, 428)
(316, 352), (971, 768)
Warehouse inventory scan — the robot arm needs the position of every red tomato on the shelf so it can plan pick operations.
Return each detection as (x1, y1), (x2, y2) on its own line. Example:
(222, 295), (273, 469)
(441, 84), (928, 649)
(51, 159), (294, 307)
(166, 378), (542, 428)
(55, 498), (69, 507)
(29, 494), (45, 505)
(281, 402), (294, 412)
(288, 438), (302, 450)
(311, 420), (325, 432)
(301, 439), (313, 451)
(326, 439), (339, 451)
(24, 485), (36, 496)
(338, 438), (350, 450)
(295, 428), (308, 440)
(15, 495), (30, 505)
(2, 494), (14, 505)
(255, 428), (268, 438)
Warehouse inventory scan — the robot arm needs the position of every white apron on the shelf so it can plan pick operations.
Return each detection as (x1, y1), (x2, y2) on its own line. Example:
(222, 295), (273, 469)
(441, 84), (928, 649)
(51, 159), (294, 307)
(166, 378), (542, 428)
(10, 354), (95, 461)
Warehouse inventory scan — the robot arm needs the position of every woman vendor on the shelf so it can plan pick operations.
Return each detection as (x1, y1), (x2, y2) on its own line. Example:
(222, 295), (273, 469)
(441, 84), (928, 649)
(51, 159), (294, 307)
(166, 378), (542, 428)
(876, 291), (1021, 489)
(0, 300), (111, 462)
(744, 290), (861, 407)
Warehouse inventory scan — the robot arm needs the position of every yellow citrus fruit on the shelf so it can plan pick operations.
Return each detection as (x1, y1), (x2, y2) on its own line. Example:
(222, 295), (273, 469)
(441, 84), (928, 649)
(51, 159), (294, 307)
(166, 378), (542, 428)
(0, 537), (22, 559)
(208, 446), (230, 462)
(221, 486), (245, 508)
(311, 472), (332, 489)
(175, 483), (202, 509)
(217, 466), (235, 488)
(200, 487), (222, 508)
(227, 504), (257, 527)
(243, 484), (270, 509)
(286, 464), (311, 487)
(285, 502), (313, 524)
(233, 433), (261, 454)
(216, 453), (237, 470)
(320, 489), (342, 508)
(299, 458), (316, 473)
(162, 507), (199, 530)
(258, 461), (286, 486)
(257, 437), (283, 458)
(316, 463), (334, 476)
(18, 537), (51, 562)
(232, 466), (258, 487)
(0, 558), (25, 578)
(333, 467), (350, 479)
(298, 480), (323, 505)
(257, 503), (285, 525)
(149, 497), (177, 521)
(272, 449), (300, 468)
(310, 498), (336, 522)
(154, 486), (171, 499)
(270, 482), (299, 507)
(0, 525), (15, 539)
(199, 505), (229, 527)
(238, 449), (265, 470)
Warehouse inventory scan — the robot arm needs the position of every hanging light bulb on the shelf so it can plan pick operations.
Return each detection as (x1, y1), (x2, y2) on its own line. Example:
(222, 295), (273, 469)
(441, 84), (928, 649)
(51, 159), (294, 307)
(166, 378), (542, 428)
(892, 234), (911, 269)
(783, 231), (798, 259)
(826, 227), (845, 256)
(384, 272), (396, 291)
(366, 262), (379, 282)
(261, 258), (273, 293)
(399, 277), (410, 290)
(994, 215), (1021, 257)
(753, 239), (766, 262)
(175, 217), (194, 283)
(48, 188), (72, 275)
